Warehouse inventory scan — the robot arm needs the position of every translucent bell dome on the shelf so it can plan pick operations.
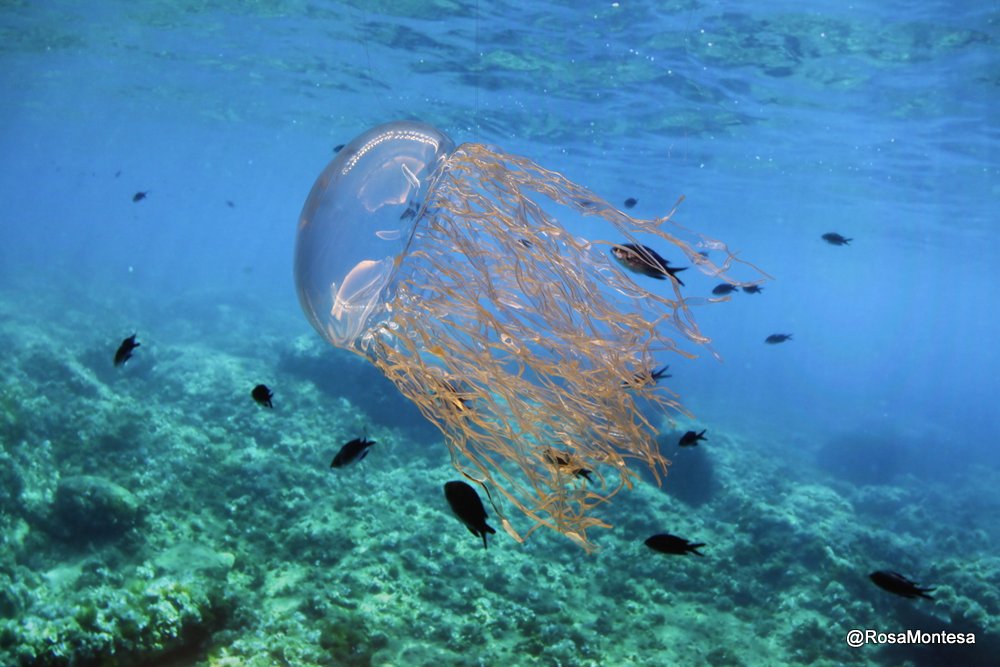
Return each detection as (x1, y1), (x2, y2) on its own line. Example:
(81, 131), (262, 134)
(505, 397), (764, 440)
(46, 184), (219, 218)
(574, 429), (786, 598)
(294, 120), (455, 353)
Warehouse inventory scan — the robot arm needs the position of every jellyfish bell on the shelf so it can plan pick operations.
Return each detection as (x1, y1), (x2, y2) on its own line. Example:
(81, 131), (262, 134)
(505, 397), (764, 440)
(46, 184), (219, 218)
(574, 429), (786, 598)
(295, 120), (762, 550)
(295, 121), (455, 351)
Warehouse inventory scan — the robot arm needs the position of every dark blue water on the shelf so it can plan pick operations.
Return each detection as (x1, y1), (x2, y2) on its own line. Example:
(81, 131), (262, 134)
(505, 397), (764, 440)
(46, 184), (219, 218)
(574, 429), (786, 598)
(1, 2), (997, 666)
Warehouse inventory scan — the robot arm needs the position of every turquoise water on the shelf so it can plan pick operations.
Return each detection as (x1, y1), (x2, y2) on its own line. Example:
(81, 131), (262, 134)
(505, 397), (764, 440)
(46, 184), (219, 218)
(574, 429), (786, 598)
(0, 2), (997, 666)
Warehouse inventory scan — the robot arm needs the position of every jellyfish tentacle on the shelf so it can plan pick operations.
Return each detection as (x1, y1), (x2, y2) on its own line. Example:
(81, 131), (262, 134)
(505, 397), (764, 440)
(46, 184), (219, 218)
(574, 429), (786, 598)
(296, 122), (767, 549)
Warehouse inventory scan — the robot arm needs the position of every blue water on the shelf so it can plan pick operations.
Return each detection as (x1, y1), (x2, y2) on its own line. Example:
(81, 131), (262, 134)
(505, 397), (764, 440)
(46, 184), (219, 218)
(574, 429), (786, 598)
(1, 2), (998, 666)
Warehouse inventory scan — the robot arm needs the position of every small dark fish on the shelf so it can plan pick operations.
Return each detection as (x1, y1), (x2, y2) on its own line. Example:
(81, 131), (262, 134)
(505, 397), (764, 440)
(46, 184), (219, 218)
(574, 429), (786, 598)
(742, 285), (763, 294)
(114, 170), (121, 178)
(624, 364), (672, 388)
(399, 206), (416, 221)
(113, 334), (140, 367)
(444, 480), (496, 549)
(611, 243), (687, 286)
(645, 533), (705, 556)
(226, 200), (235, 208)
(517, 238), (533, 249)
(436, 379), (470, 412)
(543, 448), (594, 484)
(251, 384), (273, 408)
(711, 283), (739, 296)
(679, 429), (707, 447)
(869, 571), (934, 600)
(132, 191), (148, 202)
(765, 333), (793, 344)
(623, 197), (638, 209)
(821, 232), (851, 246)
(649, 364), (671, 383)
(333, 144), (345, 153)
(331, 437), (376, 468)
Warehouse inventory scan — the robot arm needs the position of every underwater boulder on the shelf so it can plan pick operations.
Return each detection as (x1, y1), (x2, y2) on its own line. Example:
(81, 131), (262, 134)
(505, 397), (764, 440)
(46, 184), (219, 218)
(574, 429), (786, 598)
(278, 336), (437, 440)
(0, 448), (23, 509)
(51, 475), (141, 540)
(154, 542), (236, 579)
(655, 432), (718, 507)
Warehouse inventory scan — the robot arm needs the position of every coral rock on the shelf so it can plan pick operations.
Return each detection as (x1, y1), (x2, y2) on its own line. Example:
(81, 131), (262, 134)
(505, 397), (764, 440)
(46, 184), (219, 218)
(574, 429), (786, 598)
(51, 475), (141, 540)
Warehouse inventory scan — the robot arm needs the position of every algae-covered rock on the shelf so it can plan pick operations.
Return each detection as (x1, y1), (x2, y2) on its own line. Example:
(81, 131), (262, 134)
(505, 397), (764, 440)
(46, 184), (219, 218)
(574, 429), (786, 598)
(51, 475), (141, 540)
(0, 447), (23, 508)
(154, 542), (236, 579)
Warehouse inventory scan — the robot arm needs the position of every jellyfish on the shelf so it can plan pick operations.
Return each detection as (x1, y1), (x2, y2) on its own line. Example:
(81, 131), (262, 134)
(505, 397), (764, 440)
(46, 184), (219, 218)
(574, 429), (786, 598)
(295, 121), (762, 550)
